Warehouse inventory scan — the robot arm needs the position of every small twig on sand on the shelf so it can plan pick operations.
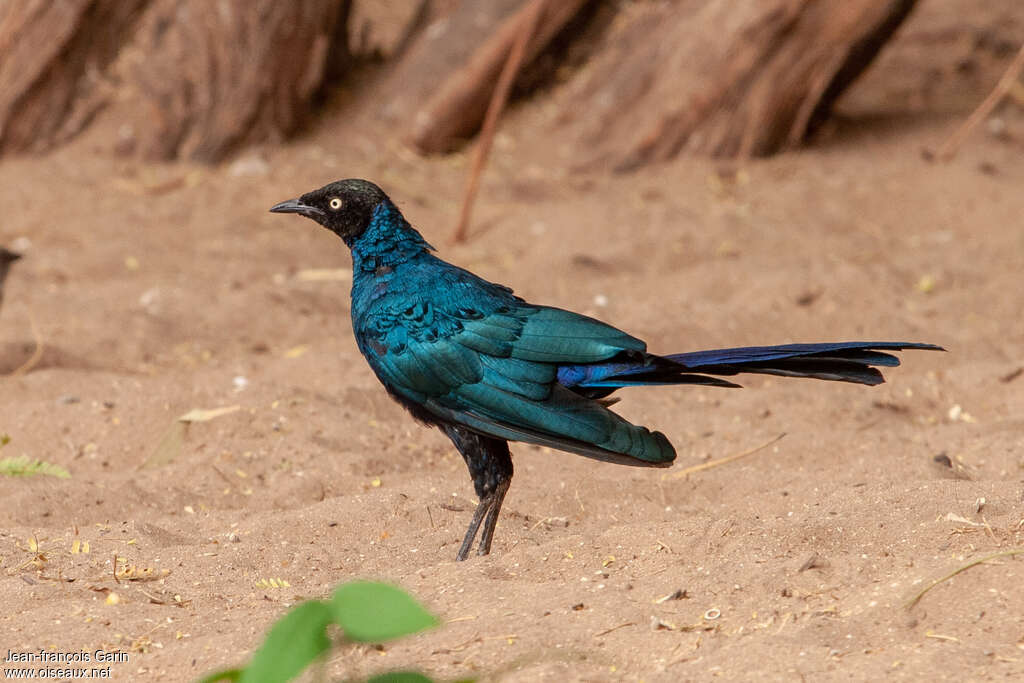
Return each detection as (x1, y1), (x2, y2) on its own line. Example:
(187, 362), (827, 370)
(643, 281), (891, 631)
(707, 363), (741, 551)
(937, 42), (1024, 160)
(451, 0), (545, 243)
(11, 311), (44, 376)
(594, 621), (636, 638)
(664, 433), (786, 480)
(905, 547), (1024, 609)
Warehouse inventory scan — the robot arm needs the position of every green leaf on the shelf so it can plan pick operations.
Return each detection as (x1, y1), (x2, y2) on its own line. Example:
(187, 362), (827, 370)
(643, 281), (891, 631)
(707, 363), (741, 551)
(0, 455), (70, 479)
(240, 600), (333, 683)
(331, 581), (438, 643)
(367, 673), (436, 683)
(195, 668), (243, 683)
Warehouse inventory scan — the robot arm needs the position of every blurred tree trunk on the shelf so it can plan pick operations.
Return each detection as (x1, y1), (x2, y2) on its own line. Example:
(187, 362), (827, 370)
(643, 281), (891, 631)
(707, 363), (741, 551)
(561, 0), (919, 169)
(377, 0), (524, 138)
(381, 0), (915, 164)
(0, 0), (147, 155)
(0, 0), (351, 161)
(1, 0), (916, 165)
(379, 0), (595, 154)
(404, 0), (592, 154)
(117, 0), (351, 161)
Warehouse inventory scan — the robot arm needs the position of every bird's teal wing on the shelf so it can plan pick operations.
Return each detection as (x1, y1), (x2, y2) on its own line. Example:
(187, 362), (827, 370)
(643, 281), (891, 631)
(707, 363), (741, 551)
(359, 301), (674, 467)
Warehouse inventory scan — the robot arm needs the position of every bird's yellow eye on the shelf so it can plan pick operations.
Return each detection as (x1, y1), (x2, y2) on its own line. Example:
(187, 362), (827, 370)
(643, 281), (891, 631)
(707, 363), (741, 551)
(328, 197), (343, 210)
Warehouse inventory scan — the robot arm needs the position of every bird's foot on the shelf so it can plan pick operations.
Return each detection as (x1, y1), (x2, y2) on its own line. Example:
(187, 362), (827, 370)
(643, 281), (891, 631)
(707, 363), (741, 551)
(455, 478), (510, 562)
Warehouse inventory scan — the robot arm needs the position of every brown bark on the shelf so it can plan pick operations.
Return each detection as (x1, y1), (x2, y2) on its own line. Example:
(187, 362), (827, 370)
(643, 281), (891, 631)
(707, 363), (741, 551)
(0, 0), (351, 162)
(409, 0), (589, 154)
(0, 0), (147, 155)
(377, 0), (523, 131)
(557, 0), (918, 169)
(379, 0), (592, 155)
(116, 0), (351, 161)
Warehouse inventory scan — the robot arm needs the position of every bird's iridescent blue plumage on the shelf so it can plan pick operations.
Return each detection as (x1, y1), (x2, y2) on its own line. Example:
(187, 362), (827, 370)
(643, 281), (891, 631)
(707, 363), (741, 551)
(272, 177), (943, 560)
(348, 200), (674, 466)
(345, 200), (942, 467)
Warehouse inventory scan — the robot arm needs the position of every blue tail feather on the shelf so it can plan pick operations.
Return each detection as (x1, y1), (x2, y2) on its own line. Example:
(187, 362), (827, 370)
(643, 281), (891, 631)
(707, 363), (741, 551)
(559, 341), (944, 392)
(666, 341), (940, 368)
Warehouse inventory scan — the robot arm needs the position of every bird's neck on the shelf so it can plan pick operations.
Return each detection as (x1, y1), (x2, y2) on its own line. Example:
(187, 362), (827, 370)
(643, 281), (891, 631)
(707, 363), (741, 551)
(349, 201), (433, 272)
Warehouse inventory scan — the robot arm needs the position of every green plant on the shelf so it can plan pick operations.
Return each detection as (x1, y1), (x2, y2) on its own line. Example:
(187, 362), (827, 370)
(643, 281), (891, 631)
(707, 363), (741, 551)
(0, 437), (71, 479)
(198, 581), (444, 683)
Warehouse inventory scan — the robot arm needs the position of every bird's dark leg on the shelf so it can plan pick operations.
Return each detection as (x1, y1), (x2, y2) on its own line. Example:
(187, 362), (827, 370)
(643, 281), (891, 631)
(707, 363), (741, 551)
(476, 475), (510, 556)
(440, 424), (513, 561)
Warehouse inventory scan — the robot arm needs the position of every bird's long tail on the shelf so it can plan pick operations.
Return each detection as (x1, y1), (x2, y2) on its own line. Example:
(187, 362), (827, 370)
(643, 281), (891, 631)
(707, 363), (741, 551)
(558, 341), (943, 395)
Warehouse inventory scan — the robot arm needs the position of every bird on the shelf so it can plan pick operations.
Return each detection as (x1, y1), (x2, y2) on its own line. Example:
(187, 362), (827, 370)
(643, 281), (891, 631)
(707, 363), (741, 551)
(0, 247), (21, 313)
(271, 179), (942, 562)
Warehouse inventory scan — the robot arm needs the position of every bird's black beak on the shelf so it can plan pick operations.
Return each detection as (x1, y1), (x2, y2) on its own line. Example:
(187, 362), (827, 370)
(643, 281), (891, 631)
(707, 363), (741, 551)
(269, 198), (325, 219)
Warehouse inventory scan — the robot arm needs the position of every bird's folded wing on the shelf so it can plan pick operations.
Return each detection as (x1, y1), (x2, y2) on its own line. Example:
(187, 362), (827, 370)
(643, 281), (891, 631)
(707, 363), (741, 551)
(428, 382), (674, 465)
(369, 305), (672, 466)
(424, 394), (673, 467)
(459, 305), (646, 362)
(372, 303), (645, 400)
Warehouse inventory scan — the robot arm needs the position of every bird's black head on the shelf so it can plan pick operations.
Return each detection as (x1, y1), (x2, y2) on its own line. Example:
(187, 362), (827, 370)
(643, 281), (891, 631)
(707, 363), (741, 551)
(270, 179), (388, 243)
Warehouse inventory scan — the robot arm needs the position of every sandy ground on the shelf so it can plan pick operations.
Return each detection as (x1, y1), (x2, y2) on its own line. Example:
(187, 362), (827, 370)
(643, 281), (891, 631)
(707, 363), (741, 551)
(2, 4), (1024, 681)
